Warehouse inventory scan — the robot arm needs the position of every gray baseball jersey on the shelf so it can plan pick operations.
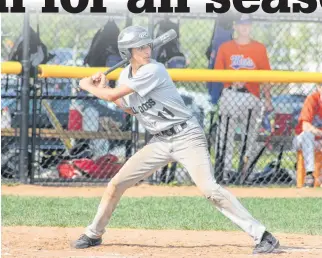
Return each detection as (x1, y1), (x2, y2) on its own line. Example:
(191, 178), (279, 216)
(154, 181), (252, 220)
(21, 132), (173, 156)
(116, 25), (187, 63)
(117, 59), (193, 134)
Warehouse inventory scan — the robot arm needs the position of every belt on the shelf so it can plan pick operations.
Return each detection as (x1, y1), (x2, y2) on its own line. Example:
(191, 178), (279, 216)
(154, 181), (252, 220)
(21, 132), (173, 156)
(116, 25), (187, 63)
(227, 86), (249, 93)
(155, 122), (188, 137)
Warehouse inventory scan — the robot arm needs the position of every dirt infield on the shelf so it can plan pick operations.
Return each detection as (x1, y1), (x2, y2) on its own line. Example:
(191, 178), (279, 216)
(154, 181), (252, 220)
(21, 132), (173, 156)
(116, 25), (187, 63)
(2, 185), (322, 258)
(2, 227), (322, 258)
(2, 184), (322, 198)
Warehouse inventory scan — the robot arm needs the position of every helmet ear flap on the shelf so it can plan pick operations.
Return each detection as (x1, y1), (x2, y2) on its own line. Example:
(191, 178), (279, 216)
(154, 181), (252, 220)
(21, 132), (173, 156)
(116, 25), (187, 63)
(119, 49), (132, 60)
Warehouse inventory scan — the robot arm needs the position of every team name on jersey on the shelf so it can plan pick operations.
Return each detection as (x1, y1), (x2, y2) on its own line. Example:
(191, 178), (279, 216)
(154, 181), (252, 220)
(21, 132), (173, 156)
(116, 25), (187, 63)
(230, 55), (255, 70)
(131, 98), (156, 114)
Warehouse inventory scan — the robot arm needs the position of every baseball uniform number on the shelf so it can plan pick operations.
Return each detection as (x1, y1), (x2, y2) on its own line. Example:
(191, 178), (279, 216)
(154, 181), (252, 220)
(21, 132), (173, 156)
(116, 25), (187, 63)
(157, 107), (175, 120)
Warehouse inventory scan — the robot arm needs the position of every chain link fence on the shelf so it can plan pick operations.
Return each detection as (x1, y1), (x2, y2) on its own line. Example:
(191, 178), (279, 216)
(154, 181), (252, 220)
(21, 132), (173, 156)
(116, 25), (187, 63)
(1, 12), (322, 186)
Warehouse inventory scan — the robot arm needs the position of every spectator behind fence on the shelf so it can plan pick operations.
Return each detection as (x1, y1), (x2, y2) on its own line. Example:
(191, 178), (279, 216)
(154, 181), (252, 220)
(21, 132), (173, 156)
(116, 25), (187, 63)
(293, 83), (322, 187)
(214, 14), (273, 183)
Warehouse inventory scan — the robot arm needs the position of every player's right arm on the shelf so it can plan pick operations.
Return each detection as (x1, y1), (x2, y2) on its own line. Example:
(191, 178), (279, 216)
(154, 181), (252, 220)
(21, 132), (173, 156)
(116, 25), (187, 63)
(214, 45), (225, 70)
(79, 72), (134, 115)
(301, 95), (322, 137)
(112, 98), (134, 115)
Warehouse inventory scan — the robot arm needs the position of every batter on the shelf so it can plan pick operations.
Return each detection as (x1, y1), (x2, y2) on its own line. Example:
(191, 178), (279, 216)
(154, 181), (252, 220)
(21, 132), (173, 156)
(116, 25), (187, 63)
(72, 25), (279, 254)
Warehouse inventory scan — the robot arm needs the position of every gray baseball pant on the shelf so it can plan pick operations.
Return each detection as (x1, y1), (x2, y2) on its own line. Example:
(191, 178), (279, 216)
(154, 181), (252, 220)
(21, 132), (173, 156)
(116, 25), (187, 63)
(84, 118), (266, 244)
(293, 131), (322, 172)
(217, 89), (264, 177)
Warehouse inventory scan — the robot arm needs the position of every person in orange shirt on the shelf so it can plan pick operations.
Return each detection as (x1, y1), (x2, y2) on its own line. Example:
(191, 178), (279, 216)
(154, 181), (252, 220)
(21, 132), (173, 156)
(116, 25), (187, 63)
(293, 83), (322, 187)
(214, 14), (273, 182)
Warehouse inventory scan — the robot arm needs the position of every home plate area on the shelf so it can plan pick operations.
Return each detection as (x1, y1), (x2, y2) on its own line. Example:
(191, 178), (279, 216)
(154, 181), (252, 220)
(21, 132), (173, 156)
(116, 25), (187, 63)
(2, 227), (322, 258)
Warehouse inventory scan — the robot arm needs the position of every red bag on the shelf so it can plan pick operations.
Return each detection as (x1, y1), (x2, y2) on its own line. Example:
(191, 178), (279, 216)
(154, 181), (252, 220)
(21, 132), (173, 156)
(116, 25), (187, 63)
(57, 160), (82, 179)
(273, 113), (293, 136)
(57, 154), (122, 179)
(68, 109), (83, 131)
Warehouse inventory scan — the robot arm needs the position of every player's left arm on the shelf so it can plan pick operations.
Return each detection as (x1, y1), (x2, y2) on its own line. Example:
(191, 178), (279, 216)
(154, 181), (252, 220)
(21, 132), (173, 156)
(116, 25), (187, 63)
(300, 95), (322, 137)
(79, 72), (134, 115)
(259, 45), (273, 111)
(80, 79), (133, 102)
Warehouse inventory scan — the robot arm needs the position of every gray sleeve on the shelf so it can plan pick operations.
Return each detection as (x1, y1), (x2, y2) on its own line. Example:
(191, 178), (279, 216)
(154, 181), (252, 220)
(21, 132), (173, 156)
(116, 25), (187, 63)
(128, 66), (160, 97)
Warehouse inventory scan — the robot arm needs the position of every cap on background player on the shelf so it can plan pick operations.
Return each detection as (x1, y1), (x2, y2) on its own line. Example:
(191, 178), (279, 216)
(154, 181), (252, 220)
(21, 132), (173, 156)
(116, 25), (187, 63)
(234, 14), (253, 25)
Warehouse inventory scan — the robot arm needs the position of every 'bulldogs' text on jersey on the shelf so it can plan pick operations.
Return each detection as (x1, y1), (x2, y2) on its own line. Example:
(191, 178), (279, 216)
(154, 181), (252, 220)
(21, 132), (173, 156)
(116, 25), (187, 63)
(131, 98), (156, 114)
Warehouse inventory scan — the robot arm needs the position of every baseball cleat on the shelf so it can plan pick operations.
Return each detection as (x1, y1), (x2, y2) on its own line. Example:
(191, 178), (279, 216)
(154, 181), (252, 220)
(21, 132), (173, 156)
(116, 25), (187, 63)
(71, 234), (102, 249)
(304, 174), (314, 188)
(253, 231), (280, 254)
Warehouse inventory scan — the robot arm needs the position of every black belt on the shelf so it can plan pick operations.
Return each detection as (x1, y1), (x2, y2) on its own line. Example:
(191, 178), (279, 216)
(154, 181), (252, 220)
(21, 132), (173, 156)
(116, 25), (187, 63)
(227, 86), (249, 93)
(155, 122), (188, 137)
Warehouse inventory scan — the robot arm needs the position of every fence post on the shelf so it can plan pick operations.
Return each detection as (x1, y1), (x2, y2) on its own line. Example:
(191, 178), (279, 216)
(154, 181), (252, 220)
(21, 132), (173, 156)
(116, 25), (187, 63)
(146, 14), (155, 183)
(19, 10), (31, 183)
(30, 81), (39, 184)
(145, 14), (154, 145)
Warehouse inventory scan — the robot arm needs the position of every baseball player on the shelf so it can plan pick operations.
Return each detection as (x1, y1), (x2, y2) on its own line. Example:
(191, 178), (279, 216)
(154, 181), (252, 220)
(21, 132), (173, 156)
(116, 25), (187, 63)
(214, 14), (273, 182)
(72, 25), (279, 254)
(293, 83), (322, 187)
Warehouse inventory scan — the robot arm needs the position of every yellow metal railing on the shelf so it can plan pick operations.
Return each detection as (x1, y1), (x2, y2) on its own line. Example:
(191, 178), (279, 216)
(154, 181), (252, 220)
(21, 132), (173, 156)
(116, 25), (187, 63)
(38, 64), (322, 83)
(1, 62), (321, 83)
(1, 61), (23, 75)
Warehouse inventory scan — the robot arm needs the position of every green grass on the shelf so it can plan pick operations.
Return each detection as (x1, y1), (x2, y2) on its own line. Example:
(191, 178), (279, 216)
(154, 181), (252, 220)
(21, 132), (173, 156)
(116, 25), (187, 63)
(2, 196), (322, 235)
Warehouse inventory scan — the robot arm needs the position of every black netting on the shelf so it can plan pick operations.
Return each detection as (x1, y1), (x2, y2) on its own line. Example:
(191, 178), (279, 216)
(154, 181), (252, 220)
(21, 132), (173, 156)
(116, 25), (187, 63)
(1, 12), (321, 186)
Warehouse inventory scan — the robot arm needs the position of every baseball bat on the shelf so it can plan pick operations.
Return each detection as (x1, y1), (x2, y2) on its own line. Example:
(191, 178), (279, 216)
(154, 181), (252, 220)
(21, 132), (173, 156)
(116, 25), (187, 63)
(243, 133), (284, 184)
(243, 118), (290, 184)
(242, 133), (273, 184)
(104, 29), (178, 76)
(207, 111), (216, 153)
(238, 109), (252, 184)
(220, 116), (229, 182)
(103, 59), (129, 76)
(214, 115), (221, 175)
(274, 120), (290, 174)
(76, 29), (178, 92)
(275, 143), (284, 175)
